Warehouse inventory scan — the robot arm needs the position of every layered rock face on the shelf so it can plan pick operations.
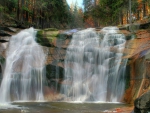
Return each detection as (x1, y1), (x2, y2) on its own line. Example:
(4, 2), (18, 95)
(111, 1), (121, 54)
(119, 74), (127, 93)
(43, 28), (150, 104)
(120, 29), (150, 112)
(133, 56), (150, 113)
(1, 26), (150, 104)
(0, 27), (78, 101)
(0, 27), (21, 82)
(0, 28), (69, 99)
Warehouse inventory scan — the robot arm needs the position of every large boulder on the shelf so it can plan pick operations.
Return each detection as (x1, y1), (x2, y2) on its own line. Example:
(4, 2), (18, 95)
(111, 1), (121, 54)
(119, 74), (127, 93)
(36, 28), (80, 49)
(134, 91), (150, 113)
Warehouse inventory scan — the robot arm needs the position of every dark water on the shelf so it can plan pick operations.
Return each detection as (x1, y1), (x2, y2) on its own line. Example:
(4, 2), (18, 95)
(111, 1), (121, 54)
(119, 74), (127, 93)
(0, 102), (132, 113)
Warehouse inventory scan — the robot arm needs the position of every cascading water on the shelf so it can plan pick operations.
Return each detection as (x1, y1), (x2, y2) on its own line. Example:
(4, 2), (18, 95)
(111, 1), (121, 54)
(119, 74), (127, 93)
(0, 27), (46, 103)
(62, 27), (127, 102)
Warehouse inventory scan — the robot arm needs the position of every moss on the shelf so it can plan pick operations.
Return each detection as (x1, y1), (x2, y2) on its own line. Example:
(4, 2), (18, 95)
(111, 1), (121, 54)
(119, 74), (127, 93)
(36, 29), (63, 47)
(0, 56), (5, 64)
(36, 30), (43, 38)
(48, 37), (57, 42)
(44, 28), (58, 31)
(46, 30), (59, 37)
(36, 30), (43, 43)
(118, 24), (123, 27)
(46, 31), (59, 44)
(36, 30), (48, 46)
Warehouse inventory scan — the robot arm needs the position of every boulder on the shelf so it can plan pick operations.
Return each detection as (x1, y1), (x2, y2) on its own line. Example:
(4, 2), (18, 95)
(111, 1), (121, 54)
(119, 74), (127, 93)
(36, 28), (72, 48)
(134, 91), (150, 113)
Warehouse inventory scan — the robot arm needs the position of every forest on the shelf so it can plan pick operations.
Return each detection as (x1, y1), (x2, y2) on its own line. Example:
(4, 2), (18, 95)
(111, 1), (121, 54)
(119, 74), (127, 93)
(84, 0), (150, 27)
(0, 0), (84, 29)
(0, 0), (150, 29)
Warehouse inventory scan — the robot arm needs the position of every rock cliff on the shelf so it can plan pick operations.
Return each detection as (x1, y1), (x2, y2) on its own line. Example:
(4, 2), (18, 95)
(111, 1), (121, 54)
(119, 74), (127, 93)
(1, 26), (150, 105)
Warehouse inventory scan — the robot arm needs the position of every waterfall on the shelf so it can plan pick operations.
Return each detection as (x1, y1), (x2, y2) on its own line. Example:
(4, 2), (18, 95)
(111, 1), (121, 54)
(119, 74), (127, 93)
(62, 27), (127, 102)
(0, 28), (46, 103)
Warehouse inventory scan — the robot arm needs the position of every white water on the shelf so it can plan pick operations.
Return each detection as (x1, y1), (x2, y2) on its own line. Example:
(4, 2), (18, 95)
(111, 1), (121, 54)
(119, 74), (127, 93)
(0, 28), (46, 103)
(62, 27), (127, 102)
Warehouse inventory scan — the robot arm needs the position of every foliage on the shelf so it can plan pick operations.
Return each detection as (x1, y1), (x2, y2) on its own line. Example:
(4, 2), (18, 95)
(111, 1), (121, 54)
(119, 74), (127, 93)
(83, 0), (150, 26)
(98, 0), (125, 25)
(0, 56), (5, 64)
(83, 0), (93, 12)
(0, 5), (4, 12)
(36, 30), (52, 46)
(69, 1), (84, 28)
(0, 0), (84, 29)
(131, 0), (139, 13)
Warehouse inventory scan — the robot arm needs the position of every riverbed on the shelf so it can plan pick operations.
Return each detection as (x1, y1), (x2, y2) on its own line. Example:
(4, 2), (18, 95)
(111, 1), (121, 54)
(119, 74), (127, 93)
(0, 102), (133, 113)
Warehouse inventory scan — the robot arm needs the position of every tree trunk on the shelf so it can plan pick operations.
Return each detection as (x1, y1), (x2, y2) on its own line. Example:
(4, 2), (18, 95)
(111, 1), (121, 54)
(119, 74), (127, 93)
(137, 10), (140, 20)
(127, 10), (128, 24)
(20, 0), (24, 22)
(121, 12), (123, 25)
(143, 3), (146, 17)
(39, 9), (42, 28)
(17, 0), (20, 20)
(32, 0), (35, 23)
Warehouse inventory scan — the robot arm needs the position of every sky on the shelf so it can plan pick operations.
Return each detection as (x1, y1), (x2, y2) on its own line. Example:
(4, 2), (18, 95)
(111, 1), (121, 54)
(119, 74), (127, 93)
(66, 0), (83, 8)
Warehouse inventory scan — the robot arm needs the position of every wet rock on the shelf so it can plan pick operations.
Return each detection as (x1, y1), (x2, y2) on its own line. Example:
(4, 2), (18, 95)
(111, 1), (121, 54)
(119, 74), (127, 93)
(134, 91), (150, 113)
(36, 30), (52, 47)
(7, 27), (18, 32)
(0, 36), (10, 42)
(119, 26), (127, 30)
(0, 64), (2, 80)
(44, 86), (66, 101)
(0, 42), (8, 58)
(0, 55), (5, 84)
(0, 30), (11, 36)
(0, 27), (20, 43)
(139, 21), (150, 29)
(36, 29), (72, 49)
(45, 64), (64, 91)
(120, 30), (132, 40)
(43, 47), (66, 66)
(0, 27), (16, 33)
(36, 28), (60, 47)
(46, 64), (64, 79)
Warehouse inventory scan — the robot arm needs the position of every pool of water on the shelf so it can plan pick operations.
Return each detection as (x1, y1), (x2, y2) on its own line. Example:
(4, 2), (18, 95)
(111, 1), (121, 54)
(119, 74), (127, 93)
(0, 102), (133, 113)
